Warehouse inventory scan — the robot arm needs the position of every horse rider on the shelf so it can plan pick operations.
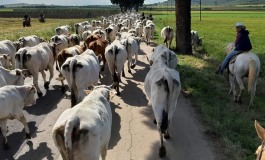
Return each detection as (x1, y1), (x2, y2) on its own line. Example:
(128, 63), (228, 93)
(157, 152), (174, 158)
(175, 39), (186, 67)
(215, 22), (252, 74)
(24, 13), (29, 20)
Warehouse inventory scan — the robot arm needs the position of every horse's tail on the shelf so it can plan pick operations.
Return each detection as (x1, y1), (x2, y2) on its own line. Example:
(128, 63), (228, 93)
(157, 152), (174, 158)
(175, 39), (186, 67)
(248, 59), (256, 93)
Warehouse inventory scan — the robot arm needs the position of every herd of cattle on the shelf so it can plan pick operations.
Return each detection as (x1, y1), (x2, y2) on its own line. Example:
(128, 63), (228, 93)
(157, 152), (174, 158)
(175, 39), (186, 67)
(0, 11), (204, 159)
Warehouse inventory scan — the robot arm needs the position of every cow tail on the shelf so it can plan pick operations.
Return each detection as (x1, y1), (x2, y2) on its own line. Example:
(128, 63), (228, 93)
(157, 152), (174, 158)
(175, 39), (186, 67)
(64, 116), (80, 160)
(70, 59), (78, 107)
(160, 77), (169, 134)
(248, 60), (256, 93)
(112, 45), (119, 82)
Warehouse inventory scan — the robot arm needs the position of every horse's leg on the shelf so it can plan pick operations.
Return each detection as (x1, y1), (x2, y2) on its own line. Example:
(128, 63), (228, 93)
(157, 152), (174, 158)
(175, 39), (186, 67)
(229, 74), (237, 102)
(249, 79), (258, 107)
(235, 75), (245, 104)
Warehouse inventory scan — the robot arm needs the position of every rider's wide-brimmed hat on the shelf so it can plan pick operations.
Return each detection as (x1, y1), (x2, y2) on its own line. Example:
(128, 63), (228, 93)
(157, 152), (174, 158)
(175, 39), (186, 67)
(235, 22), (245, 28)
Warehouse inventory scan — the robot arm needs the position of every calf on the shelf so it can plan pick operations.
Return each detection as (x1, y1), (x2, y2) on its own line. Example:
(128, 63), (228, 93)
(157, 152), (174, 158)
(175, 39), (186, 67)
(149, 45), (178, 69)
(52, 85), (112, 160)
(15, 42), (57, 97)
(0, 66), (25, 87)
(0, 85), (36, 149)
(161, 26), (174, 49)
(0, 40), (21, 67)
(105, 40), (127, 95)
(191, 30), (203, 50)
(144, 59), (181, 158)
(61, 49), (100, 106)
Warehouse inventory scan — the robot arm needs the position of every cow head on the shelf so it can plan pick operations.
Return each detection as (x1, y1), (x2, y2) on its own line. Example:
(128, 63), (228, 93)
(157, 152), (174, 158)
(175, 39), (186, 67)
(0, 54), (11, 69)
(14, 69), (25, 86)
(24, 85), (36, 106)
(18, 37), (26, 47)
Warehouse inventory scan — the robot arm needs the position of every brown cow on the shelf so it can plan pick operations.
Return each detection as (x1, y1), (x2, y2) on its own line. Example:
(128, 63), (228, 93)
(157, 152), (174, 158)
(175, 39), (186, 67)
(88, 40), (108, 71)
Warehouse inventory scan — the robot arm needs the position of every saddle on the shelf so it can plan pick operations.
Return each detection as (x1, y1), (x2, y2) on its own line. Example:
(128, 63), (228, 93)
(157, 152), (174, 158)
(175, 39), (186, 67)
(229, 51), (245, 64)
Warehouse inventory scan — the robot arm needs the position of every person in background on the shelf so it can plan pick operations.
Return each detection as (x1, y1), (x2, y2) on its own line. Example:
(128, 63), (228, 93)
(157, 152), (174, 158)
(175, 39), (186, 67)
(215, 22), (252, 74)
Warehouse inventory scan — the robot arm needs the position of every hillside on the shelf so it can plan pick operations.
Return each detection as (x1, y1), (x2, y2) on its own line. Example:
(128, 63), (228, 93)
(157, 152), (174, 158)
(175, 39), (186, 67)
(158, 0), (265, 6)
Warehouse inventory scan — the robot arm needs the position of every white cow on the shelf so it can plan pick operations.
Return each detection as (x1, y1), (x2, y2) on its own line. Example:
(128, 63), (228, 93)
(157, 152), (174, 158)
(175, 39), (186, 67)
(0, 66), (25, 87)
(93, 29), (106, 41)
(55, 25), (71, 35)
(61, 49), (100, 106)
(144, 25), (152, 45)
(0, 40), (21, 67)
(120, 37), (139, 74)
(161, 26), (174, 49)
(0, 85), (36, 149)
(18, 35), (45, 47)
(105, 26), (116, 43)
(50, 35), (69, 56)
(144, 59), (181, 158)
(105, 40), (127, 95)
(82, 30), (92, 41)
(191, 30), (203, 50)
(149, 45), (178, 69)
(15, 42), (57, 97)
(52, 85), (112, 160)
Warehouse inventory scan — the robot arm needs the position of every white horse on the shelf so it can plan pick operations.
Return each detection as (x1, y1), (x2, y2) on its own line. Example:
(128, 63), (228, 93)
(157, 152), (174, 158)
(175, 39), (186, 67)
(226, 43), (260, 107)
(254, 120), (265, 160)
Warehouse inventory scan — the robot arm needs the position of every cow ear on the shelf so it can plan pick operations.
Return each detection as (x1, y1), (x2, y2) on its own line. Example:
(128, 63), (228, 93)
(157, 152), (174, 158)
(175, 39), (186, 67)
(3, 54), (8, 59)
(84, 89), (92, 95)
(156, 78), (164, 86)
(16, 70), (22, 76)
(255, 120), (265, 140)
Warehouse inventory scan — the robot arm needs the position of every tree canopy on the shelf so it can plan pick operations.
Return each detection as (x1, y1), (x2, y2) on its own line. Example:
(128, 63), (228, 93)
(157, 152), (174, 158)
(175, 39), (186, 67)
(110, 0), (144, 12)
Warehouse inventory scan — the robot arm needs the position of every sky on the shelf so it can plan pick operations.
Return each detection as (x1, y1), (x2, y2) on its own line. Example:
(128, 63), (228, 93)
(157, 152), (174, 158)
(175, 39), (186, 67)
(0, 0), (162, 6)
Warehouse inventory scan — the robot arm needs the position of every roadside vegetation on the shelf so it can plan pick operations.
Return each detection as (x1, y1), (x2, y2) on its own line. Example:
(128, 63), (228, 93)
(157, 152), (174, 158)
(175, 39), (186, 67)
(144, 10), (265, 160)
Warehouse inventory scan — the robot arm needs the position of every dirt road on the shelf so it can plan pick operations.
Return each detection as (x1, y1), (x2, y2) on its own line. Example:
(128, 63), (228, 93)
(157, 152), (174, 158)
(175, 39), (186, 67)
(2, 42), (217, 160)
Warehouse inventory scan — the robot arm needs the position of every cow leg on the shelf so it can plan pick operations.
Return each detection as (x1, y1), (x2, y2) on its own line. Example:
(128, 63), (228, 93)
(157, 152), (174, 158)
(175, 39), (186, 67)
(100, 143), (108, 160)
(0, 120), (9, 149)
(122, 67), (125, 77)
(40, 70), (47, 88)
(46, 66), (54, 89)
(33, 73), (43, 97)
(17, 114), (31, 139)
(101, 56), (106, 72)
(236, 76), (245, 104)
(127, 56), (132, 74)
(164, 120), (171, 139)
(158, 129), (166, 157)
(131, 53), (137, 69)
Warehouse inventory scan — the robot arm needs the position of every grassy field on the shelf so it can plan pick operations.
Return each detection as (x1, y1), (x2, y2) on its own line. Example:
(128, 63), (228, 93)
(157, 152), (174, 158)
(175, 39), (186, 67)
(144, 11), (265, 160)
(0, 18), (88, 40)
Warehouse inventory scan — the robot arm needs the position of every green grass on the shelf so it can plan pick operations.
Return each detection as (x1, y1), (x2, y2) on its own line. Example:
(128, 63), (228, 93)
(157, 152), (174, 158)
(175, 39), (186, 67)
(0, 18), (88, 40)
(0, 8), (14, 12)
(146, 10), (265, 160)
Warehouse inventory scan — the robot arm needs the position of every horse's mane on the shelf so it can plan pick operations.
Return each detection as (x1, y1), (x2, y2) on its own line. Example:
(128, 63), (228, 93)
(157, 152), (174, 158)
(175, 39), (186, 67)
(226, 42), (235, 54)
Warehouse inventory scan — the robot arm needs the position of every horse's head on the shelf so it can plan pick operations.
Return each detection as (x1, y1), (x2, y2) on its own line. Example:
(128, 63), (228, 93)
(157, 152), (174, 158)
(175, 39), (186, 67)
(226, 43), (235, 54)
(255, 120), (265, 160)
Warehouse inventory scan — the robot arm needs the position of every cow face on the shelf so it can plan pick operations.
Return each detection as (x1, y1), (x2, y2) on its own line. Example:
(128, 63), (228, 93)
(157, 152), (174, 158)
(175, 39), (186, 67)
(24, 85), (36, 106)
(15, 69), (25, 86)
(0, 54), (11, 69)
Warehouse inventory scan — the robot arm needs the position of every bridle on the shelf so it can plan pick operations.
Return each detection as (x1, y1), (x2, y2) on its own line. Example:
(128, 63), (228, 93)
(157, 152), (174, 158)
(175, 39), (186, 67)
(258, 141), (265, 160)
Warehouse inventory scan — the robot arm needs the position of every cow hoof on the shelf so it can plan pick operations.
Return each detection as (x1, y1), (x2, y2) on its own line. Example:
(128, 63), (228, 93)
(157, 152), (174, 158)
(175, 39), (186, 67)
(3, 142), (9, 150)
(159, 146), (166, 157)
(44, 82), (50, 89)
(164, 133), (171, 139)
(37, 92), (43, 98)
(131, 64), (136, 69)
(153, 119), (157, 124)
(26, 133), (31, 139)
(128, 70), (132, 74)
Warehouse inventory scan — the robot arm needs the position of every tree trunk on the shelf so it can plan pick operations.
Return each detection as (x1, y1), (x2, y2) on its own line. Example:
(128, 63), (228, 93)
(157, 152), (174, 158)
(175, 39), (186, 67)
(176, 0), (192, 54)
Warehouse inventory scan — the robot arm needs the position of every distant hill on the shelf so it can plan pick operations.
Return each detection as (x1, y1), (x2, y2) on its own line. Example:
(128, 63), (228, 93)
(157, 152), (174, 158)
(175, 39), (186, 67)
(4, 3), (47, 8)
(156, 0), (265, 6)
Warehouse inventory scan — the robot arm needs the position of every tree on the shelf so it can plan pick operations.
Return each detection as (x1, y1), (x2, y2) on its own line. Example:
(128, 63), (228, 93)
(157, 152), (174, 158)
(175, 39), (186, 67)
(176, 0), (192, 54)
(110, 0), (144, 12)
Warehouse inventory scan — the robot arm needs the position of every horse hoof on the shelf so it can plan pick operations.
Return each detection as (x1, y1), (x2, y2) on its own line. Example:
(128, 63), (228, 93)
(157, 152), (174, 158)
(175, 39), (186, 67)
(37, 92), (43, 98)
(3, 142), (9, 150)
(159, 146), (166, 157)
(164, 133), (171, 139)
(44, 82), (50, 89)
(153, 119), (157, 124)
(131, 64), (136, 69)
(26, 133), (31, 139)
